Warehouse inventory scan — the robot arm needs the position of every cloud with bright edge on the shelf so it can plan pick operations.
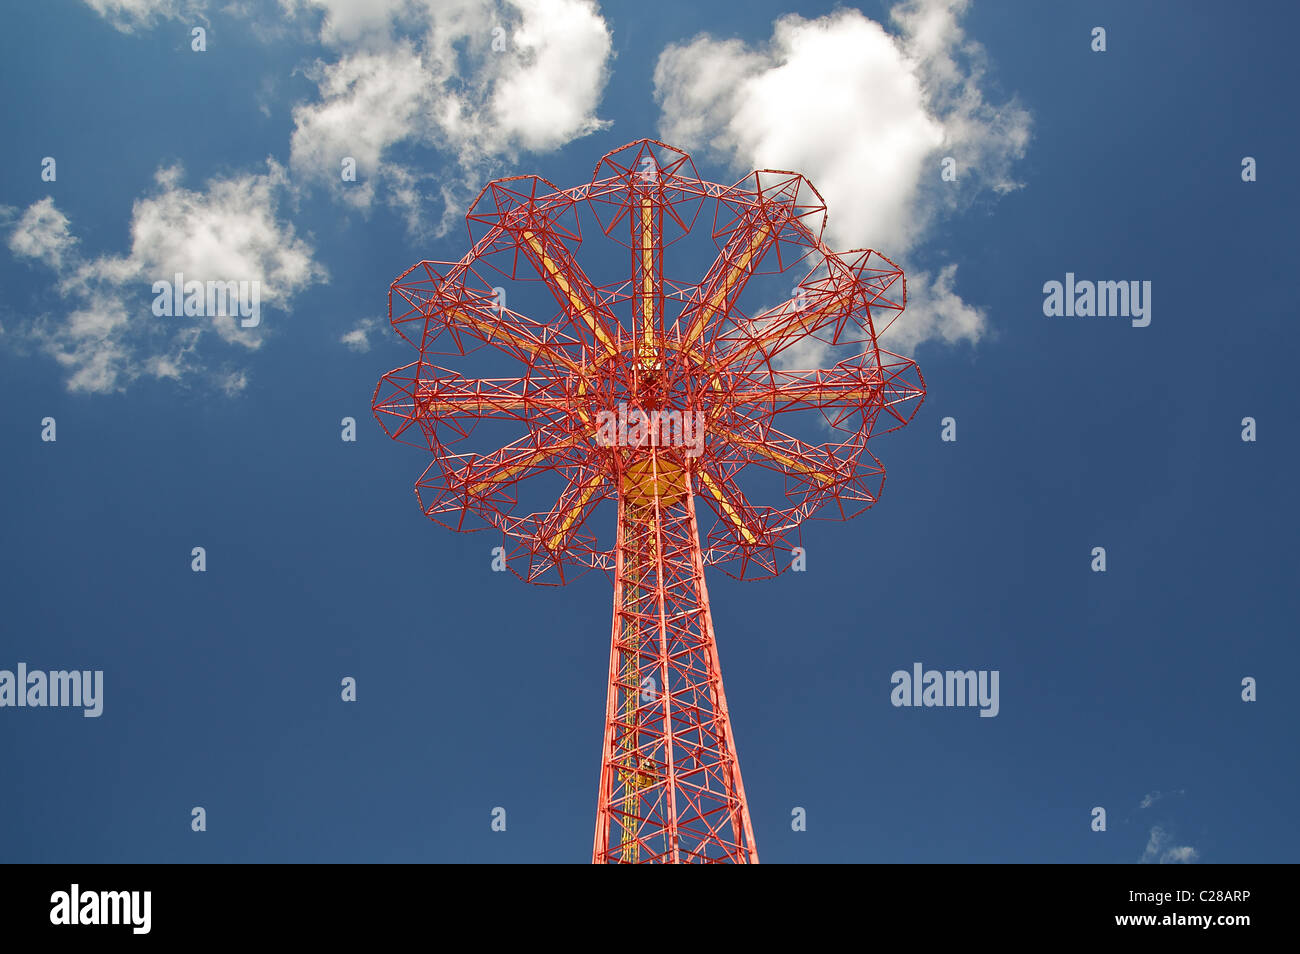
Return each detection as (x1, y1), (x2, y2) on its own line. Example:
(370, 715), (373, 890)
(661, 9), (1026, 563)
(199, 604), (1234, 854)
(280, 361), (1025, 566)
(285, 0), (614, 235)
(81, 0), (205, 32)
(1139, 789), (1185, 810)
(7, 161), (326, 394)
(340, 317), (379, 352)
(1140, 826), (1199, 864)
(8, 198), (77, 270)
(653, 0), (1031, 356)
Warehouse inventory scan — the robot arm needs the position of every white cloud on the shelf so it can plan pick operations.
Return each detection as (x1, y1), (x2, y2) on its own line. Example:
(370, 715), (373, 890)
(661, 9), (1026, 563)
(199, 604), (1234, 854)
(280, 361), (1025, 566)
(1140, 826), (1199, 864)
(770, 266), (980, 368)
(657, 13), (941, 256)
(82, 0), (613, 232)
(289, 44), (429, 210)
(488, 0), (612, 152)
(340, 317), (379, 352)
(1139, 789), (1185, 810)
(891, 0), (1029, 198)
(220, 369), (249, 395)
(6, 161), (327, 394)
(81, 0), (206, 32)
(33, 299), (134, 394)
(286, 0), (613, 234)
(73, 161), (324, 307)
(653, 0), (1030, 352)
(381, 162), (435, 236)
(280, 0), (419, 47)
(8, 198), (78, 269)
(892, 264), (986, 351)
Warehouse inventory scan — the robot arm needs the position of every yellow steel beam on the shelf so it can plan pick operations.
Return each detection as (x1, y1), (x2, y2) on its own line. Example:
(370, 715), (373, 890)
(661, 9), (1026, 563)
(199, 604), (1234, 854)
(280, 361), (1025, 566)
(682, 223), (774, 351)
(639, 197), (656, 366)
(697, 469), (757, 544)
(545, 472), (606, 551)
(520, 229), (618, 357)
(720, 292), (852, 366)
(731, 387), (879, 405)
(465, 441), (575, 497)
(446, 306), (581, 376)
(724, 436), (836, 486)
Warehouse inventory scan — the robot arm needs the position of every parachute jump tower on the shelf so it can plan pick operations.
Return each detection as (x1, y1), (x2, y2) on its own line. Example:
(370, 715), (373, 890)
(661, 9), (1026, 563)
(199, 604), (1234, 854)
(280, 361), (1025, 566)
(373, 140), (925, 863)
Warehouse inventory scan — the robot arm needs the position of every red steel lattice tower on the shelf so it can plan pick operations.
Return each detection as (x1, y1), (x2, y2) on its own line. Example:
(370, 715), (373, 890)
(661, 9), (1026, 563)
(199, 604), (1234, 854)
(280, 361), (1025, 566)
(373, 140), (925, 863)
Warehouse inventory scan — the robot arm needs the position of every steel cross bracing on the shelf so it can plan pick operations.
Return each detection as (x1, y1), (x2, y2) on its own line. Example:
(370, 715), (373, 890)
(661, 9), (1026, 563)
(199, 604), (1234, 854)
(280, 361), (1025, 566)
(595, 467), (756, 863)
(373, 139), (925, 864)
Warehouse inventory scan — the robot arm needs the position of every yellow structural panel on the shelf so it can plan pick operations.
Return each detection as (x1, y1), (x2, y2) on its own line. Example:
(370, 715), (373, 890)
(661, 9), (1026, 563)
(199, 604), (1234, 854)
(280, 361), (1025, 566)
(622, 456), (688, 508)
(639, 198), (656, 364)
(723, 292), (854, 364)
(546, 472), (606, 551)
(466, 442), (573, 497)
(521, 229), (618, 357)
(726, 437), (835, 486)
(732, 387), (880, 405)
(697, 470), (757, 544)
(683, 224), (774, 351)
(447, 306), (581, 376)
(418, 396), (534, 414)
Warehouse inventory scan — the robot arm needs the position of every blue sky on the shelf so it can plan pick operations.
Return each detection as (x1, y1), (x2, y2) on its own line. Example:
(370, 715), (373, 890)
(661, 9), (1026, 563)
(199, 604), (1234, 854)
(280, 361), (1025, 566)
(1, 0), (1296, 863)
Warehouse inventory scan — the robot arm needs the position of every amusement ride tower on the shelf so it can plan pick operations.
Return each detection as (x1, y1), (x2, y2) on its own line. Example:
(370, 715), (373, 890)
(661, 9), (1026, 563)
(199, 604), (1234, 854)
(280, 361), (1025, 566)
(373, 140), (925, 863)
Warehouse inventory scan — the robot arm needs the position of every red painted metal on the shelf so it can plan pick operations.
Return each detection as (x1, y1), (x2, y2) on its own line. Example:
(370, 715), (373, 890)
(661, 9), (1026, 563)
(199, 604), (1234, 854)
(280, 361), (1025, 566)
(373, 140), (925, 863)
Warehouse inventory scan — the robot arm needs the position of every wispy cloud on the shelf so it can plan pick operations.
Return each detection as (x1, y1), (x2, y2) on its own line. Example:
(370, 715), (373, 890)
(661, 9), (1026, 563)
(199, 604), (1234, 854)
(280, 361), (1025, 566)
(80, 0), (616, 237)
(6, 161), (326, 393)
(81, 0), (206, 33)
(1139, 789), (1186, 810)
(340, 317), (379, 352)
(1140, 826), (1199, 864)
(7, 198), (77, 270)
